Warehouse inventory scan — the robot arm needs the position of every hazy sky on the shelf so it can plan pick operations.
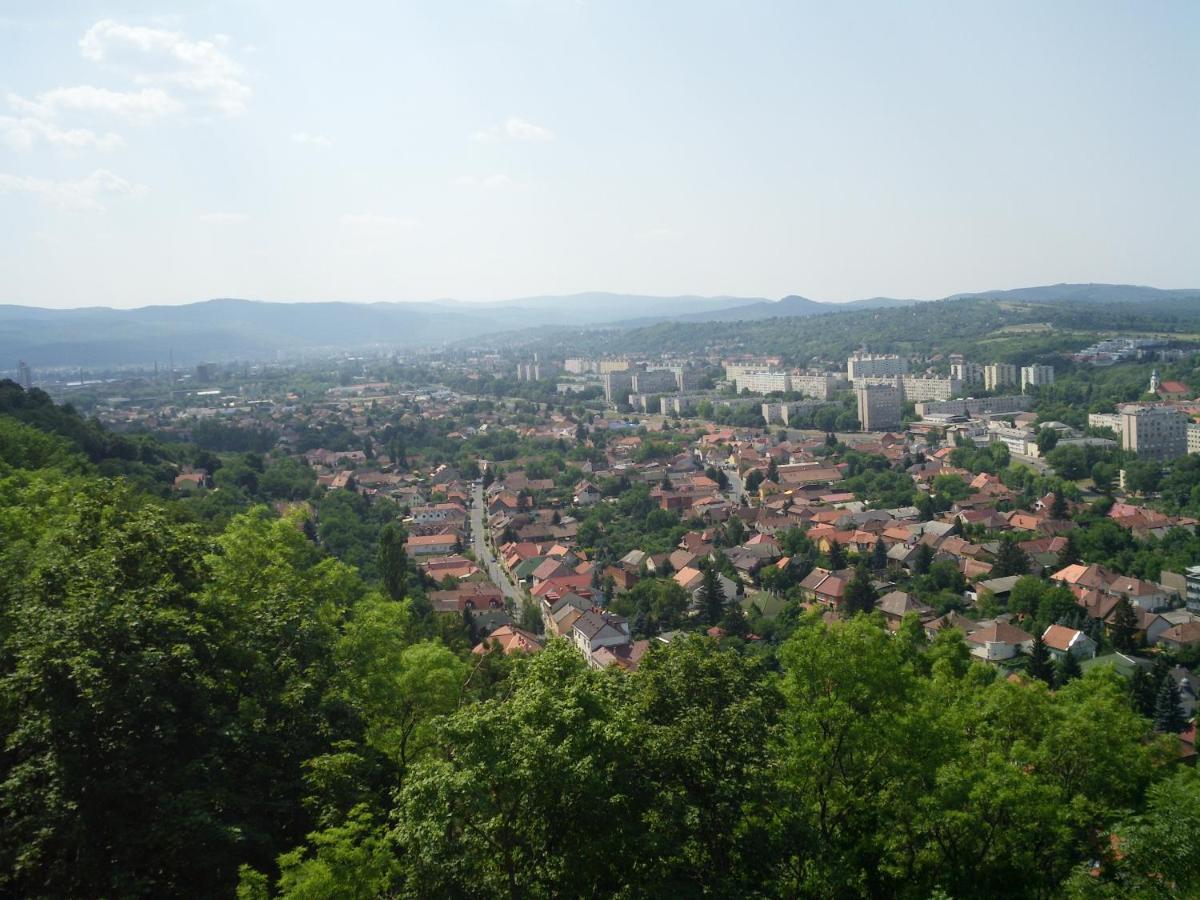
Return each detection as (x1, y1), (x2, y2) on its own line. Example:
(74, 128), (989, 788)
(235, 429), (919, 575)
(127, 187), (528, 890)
(1, 1), (1198, 309)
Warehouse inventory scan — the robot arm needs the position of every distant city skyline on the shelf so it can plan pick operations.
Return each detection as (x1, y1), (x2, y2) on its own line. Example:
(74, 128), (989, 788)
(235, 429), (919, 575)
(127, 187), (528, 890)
(1, 1), (1198, 309)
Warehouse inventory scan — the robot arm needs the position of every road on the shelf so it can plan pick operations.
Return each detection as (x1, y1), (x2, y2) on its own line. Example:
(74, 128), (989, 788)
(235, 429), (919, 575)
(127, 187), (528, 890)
(471, 482), (525, 610)
(725, 466), (747, 505)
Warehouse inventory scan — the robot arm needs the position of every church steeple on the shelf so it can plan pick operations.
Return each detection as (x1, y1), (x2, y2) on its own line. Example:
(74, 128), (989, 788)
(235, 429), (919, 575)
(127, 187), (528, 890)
(1150, 369), (1161, 394)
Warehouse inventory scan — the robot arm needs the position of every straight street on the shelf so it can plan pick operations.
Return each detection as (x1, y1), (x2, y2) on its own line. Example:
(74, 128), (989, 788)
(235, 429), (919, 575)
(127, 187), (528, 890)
(471, 482), (525, 610)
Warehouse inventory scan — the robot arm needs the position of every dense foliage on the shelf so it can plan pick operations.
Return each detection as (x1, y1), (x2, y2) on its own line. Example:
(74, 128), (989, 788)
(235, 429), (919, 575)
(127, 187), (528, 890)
(0, 385), (1197, 898)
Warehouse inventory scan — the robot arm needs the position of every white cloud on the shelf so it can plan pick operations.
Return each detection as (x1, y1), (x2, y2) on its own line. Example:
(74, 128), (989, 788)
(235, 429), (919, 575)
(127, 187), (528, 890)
(340, 213), (418, 229)
(291, 131), (333, 147)
(10, 85), (180, 122)
(78, 19), (250, 116)
(454, 173), (516, 190)
(0, 168), (145, 211)
(472, 116), (555, 142)
(0, 115), (124, 152)
(198, 211), (248, 224)
(636, 226), (682, 242)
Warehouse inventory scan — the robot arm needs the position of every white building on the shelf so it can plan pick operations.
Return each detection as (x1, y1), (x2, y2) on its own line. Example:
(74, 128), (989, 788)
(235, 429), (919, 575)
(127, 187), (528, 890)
(983, 363), (1018, 391)
(1088, 412), (1123, 435)
(1020, 365), (1055, 392)
(847, 352), (908, 382)
(856, 381), (903, 431)
(733, 370), (791, 394)
(1120, 404), (1187, 461)
(1189, 422), (1200, 455)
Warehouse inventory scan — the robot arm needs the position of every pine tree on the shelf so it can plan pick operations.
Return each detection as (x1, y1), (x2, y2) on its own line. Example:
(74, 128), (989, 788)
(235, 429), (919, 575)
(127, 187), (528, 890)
(992, 538), (1031, 578)
(766, 458), (779, 483)
(1027, 633), (1054, 684)
(871, 537), (889, 572)
(1054, 650), (1082, 687)
(842, 564), (877, 618)
(698, 566), (727, 626)
(912, 543), (934, 575)
(378, 521), (409, 602)
(1050, 491), (1069, 520)
(1110, 596), (1139, 652)
(827, 540), (847, 571)
(1129, 666), (1158, 718)
(825, 432), (837, 447)
(720, 601), (749, 637)
(1154, 675), (1186, 733)
(1056, 533), (1081, 569)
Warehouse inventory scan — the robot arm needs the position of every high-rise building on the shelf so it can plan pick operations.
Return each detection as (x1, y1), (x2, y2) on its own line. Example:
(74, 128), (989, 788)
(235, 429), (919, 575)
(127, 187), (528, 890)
(983, 363), (1018, 391)
(847, 352), (907, 382)
(856, 381), (903, 431)
(1020, 365), (1055, 392)
(733, 371), (791, 394)
(630, 369), (678, 394)
(603, 370), (634, 402)
(948, 353), (984, 385)
(1120, 404), (1187, 461)
(16, 360), (32, 390)
(1188, 421), (1200, 456)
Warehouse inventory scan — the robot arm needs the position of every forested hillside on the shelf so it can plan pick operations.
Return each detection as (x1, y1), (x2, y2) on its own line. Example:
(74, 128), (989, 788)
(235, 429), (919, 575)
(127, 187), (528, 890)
(471, 296), (1200, 363)
(0, 381), (1197, 898)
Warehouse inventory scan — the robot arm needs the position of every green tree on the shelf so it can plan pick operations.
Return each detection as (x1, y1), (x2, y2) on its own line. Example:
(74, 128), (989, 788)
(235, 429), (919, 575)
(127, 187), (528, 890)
(698, 566), (727, 626)
(1054, 650), (1082, 687)
(842, 564), (877, 618)
(992, 537), (1031, 578)
(1153, 675), (1186, 733)
(1028, 632), (1054, 684)
(870, 536), (889, 571)
(1110, 596), (1139, 652)
(912, 542), (934, 575)
(827, 539), (847, 571)
(377, 521), (409, 601)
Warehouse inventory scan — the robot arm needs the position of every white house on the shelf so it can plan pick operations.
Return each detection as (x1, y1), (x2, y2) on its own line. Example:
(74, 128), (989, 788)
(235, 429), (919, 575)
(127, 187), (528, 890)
(965, 622), (1034, 661)
(1042, 624), (1097, 659)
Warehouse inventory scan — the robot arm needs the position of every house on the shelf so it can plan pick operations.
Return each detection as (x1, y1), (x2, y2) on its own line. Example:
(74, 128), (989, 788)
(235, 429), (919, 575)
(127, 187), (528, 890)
(1041, 624), (1097, 659)
(472, 624), (543, 656)
(1159, 621), (1200, 651)
(797, 568), (848, 608)
(405, 533), (460, 556)
(573, 480), (601, 506)
(965, 622), (1034, 661)
(673, 566), (739, 608)
(571, 609), (631, 664)
(876, 591), (935, 631)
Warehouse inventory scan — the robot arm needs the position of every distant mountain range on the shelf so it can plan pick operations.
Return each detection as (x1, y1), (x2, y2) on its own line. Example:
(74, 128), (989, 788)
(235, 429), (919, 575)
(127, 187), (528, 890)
(2, 283), (1196, 368)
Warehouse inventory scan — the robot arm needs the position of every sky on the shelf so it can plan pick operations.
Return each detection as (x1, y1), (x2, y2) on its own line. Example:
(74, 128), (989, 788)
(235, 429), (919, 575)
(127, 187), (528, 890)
(0, 0), (1198, 309)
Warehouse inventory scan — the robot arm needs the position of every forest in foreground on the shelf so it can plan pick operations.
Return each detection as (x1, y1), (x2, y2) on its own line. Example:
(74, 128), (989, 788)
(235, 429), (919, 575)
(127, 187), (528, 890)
(0, 381), (1197, 898)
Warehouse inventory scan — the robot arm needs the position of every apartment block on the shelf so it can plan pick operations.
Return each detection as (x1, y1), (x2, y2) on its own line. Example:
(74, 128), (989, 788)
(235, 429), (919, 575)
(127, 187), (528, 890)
(847, 352), (908, 382)
(1120, 404), (1187, 461)
(733, 370), (791, 394)
(1020, 365), (1055, 392)
(983, 363), (1018, 391)
(856, 382), (904, 431)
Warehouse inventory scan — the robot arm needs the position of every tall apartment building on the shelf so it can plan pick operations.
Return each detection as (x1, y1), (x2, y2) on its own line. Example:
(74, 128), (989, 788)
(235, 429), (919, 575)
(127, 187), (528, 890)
(1087, 413), (1123, 435)
(856, 382), (904, 431)
(983, 363), (1018, 391)
(516, 355), (560, 381)
(847, 352), (908, 382)
(899, 375), (962, 403)
(1188, 422), (1200, 455)
(762, 399), (822, 426)
(16, 360), (32, 390)
(733, 371), (791, 394)
(563, 358), (594, 375)
(1020, 365), (1055, 392)
(598, 359), (632, 374)
(791, 373), (844, 400)
(949, 354), (984, 385)
(603, 371), (634, 402)
(630, 369), (678, 394)
(1120, 404), (1187, 461)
